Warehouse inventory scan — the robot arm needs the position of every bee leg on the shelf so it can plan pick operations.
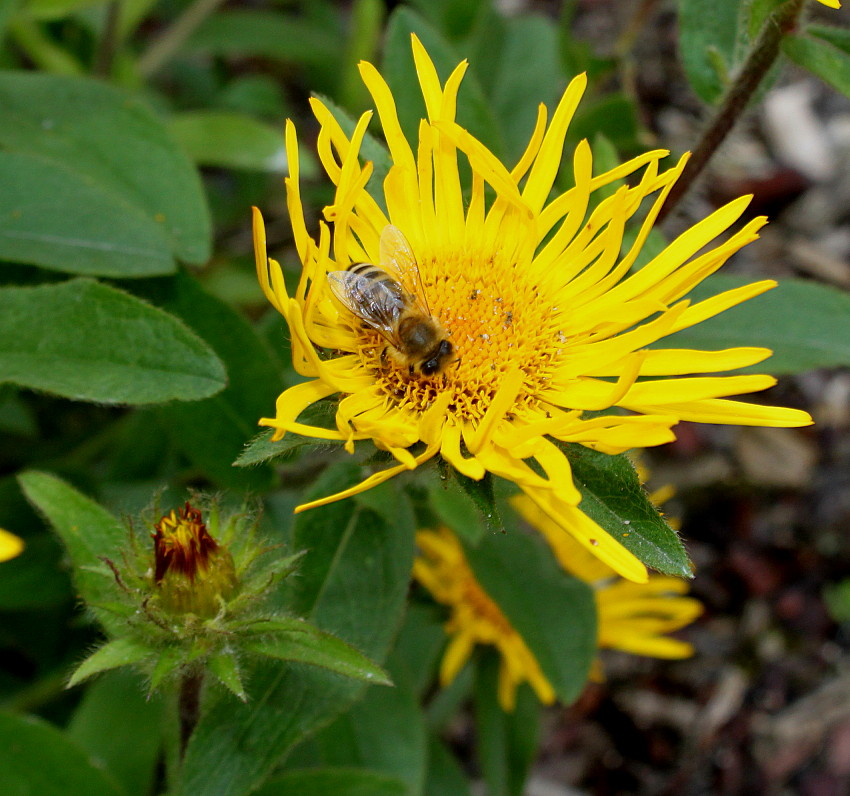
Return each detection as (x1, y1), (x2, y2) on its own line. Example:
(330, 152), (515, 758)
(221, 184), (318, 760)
(380, 347), (389, 366)
(408, 364), (415, 376)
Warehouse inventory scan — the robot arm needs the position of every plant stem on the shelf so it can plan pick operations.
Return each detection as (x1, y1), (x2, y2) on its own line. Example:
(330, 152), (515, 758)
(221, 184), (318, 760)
(178, 669), (203, 759)
(8, 15), (84, 75)
(137, 0), (226, 78)
(658, 0), (806, 224)
(615, 0), (662, 58)
(94, 1), (121, 77)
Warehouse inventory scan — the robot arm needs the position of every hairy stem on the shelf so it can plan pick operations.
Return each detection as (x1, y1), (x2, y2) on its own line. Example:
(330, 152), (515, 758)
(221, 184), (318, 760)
(178, 669), (203, 759)
(658, 0), (806, 224)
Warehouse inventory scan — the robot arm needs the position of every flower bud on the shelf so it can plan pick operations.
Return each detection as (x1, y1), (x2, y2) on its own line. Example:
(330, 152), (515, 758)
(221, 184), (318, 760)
(152, 502), (237, 617)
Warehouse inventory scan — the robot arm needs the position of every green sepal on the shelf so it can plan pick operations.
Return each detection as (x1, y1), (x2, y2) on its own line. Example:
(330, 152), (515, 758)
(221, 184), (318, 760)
(563, 443), (691, 577)
(150, 646), (184, 694)
(208, 653), (247, 701)
(244, 618), (392, 687)
(67, 638), (153, 688)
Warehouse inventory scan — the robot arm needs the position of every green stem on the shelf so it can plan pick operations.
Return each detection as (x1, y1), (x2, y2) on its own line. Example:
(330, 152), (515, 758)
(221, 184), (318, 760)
(658, 0), (806, 224)
(93, 1), (122, 77)
(8, 15), (84, 75)
(137, 0), (226, 78)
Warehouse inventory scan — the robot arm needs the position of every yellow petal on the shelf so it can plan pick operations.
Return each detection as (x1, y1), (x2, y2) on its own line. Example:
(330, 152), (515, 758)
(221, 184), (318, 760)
(0, 528), (24, 563)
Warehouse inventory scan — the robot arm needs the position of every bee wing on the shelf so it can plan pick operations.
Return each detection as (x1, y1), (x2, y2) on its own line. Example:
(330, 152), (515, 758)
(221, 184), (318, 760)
(327, 270), (405, 347)
(380, 225), (432, 317)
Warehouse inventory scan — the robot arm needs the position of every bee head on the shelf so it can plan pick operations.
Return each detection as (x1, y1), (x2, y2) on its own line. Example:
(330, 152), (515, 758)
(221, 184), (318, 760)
(420, 340), (454, 376)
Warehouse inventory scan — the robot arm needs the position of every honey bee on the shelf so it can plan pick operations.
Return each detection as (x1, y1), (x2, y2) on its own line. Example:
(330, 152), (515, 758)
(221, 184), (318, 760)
(327, 225), (454, 376)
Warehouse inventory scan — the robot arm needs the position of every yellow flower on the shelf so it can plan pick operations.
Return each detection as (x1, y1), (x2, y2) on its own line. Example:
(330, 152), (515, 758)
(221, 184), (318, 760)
(254, 36), (811, 584)
(414, 519), (701, 711)
(0, 528), (24, 563)
(413, 526), (556, 712)
(817, 0), (840, 8)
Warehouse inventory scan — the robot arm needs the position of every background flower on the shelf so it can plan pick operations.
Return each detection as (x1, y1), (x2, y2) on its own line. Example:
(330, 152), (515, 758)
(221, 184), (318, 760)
(0, 528), (23, 563)
(414, 517), (701, 712)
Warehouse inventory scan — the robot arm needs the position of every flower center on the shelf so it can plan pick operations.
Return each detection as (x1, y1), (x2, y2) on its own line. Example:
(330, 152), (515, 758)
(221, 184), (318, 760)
(352, 250), (567, 422)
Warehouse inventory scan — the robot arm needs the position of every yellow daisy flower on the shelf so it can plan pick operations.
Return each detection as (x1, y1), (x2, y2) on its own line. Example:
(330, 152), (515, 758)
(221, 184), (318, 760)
(414, 520), (701, 711)
(253, 36), (811, 583)
(0, 528), (24, 563)
(413, 526), (556, 712)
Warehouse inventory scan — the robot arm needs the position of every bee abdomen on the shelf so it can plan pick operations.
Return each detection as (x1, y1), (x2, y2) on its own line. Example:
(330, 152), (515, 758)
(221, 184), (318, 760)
(348, 262), (404, 298)
(348, 263), (387, 280)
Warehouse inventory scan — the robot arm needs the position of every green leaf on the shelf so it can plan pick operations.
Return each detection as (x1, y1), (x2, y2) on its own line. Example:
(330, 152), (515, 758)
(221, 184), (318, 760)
(783, 33), (850, 99)
(383, 6), (505, 158)
(17, 471), (127, 633)
(0, 533), (71, 610)
(291, 680), (426, 795)
(425, 472), (486, 545)
(234, 401), (342, 468)
(253, 768), (407, 796)
(407, 0), (487, 39)
(423, 735), (473, 796)
(449, 470), (502, 536)
(188, 10), (339, 64)
(387, 603), (447, 698)
(0, 151), (174, 278)
(463, 529), (596, 704)
(68, 670), (165, 796)
(187, 11), (342, 91)
(0, 279), (226, 405)
(678, 0), (742, 104)
(0, 712), (124, 796)
(146, 271), (281, 488)
(807, 24), (850, 55)
(246, 618), (391, 686)
(824, 578), (850, 624)
(27, 0), (110, 20)
(661, 275), (850, 374)
(565, 444), (691, 577)
(568, 94), (639, 153)
(68, 638), (152, 688)
(487, 14), (564, 162)
(474, 653), (541, 796)
(0, 71), (210, 268)
(207, 653), (246, 701)
(168, 111), (288, 172)
(178, 463), (416, 796)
